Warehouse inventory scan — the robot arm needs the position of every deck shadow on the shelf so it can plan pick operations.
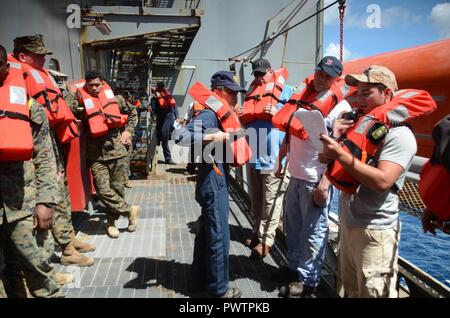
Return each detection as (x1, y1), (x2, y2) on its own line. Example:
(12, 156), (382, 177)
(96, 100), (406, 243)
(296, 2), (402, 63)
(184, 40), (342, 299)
(123, 255), (281, 297)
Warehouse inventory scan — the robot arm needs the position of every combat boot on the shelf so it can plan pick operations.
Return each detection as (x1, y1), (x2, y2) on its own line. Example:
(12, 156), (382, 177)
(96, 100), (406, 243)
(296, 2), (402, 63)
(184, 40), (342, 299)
(71, 232), (96, 253)
(54, 272), (74, 285)
(5, 277), (29, 298)
(106, 216), (119, 238)
(128, 205), (139, 232)
(60, 241), (95, 267)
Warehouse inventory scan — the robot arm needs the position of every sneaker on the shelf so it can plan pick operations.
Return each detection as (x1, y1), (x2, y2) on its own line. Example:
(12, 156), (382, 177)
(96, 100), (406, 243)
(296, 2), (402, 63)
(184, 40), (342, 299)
(279, 281), (317, 298)
(165, 159), (177, 165)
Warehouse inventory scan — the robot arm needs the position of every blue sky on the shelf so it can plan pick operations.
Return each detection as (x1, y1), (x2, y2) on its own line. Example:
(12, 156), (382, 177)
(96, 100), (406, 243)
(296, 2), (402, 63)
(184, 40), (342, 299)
(323, 0), (450, 60)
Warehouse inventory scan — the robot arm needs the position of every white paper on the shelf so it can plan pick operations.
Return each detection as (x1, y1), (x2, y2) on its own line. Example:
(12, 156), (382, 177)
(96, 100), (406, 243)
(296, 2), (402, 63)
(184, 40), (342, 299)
(294, 109), (328, 152)
(173, 121), (181, 130)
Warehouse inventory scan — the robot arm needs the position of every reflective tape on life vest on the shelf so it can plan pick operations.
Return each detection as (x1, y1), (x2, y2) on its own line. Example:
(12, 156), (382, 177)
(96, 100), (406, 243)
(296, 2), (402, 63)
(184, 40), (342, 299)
(8, 54), (74, 129)
(188, 81), (252, 166)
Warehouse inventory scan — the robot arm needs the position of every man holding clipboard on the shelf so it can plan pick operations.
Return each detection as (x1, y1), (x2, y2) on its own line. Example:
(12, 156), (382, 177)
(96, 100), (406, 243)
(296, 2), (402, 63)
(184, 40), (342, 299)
(275, 56), (351, 298)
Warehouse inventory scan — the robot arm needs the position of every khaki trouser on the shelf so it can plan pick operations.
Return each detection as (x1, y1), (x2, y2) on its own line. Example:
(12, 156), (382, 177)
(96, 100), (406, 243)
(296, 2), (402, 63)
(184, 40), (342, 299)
(339, 223), (400, 298)
(247, 167), (288, 247)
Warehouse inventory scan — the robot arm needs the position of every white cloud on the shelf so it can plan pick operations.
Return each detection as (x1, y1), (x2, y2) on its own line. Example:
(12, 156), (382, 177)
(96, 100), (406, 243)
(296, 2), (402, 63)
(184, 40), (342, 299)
(323, 0), (366, 28)
(429, 3), (450, 39)
(381, 6), (422, 28)
(324, 0), (339, 26)
(323, 42), (359, 61)
(323, 1), (422, 29)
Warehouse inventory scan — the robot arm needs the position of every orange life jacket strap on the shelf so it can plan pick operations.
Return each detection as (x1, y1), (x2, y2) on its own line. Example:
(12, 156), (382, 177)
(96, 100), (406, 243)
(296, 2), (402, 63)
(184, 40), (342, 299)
(0, 109), (30, 122)
(86, 110), (103, 120)
(68, 121), (80, 137)
(245, 92), (287, 105)
(32, 89), (60, 114)
(104, 113), (122, 120)
(103, 101), (119, 109)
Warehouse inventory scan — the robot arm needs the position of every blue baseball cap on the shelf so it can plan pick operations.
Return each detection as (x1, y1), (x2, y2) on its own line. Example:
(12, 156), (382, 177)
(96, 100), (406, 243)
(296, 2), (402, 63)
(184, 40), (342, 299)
(315, 56), (343, 77)
(211, 71), (246, 92)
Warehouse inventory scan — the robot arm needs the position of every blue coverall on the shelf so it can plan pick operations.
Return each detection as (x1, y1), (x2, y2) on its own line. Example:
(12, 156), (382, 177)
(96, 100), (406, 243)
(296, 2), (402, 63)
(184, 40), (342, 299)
(151, 95), (179, 162)
(175, 109), (230, 296)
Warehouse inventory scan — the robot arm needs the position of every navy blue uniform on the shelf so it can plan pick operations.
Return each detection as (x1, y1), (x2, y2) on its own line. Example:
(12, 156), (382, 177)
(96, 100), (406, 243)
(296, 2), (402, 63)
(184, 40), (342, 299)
(151, 96), (179, 162)
(175, 109), (230, 296)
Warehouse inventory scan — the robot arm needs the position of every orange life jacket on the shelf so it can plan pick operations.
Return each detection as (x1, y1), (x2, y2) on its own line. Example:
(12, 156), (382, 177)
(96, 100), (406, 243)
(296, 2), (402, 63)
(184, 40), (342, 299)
(326, 89), (437, 194)
(192, 102), (206, 117)
(7, 55), (75, 130)
(153, 88), (176, 109)
(132, 100), (142, 108)
(55, 120), (80, 144)
(75, 80), (127, 138)
(272, 75), (354, 140)
(188, 82), (252, 167)
(419, 161), (450, 220)
(239, 67), (289, 125)
(0, 62), (33, 162)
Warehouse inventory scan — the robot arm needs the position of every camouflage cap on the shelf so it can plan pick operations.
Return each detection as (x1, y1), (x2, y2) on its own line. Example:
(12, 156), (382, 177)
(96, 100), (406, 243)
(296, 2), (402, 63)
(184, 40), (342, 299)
(345, 65), (398, 91)
(13, 34), (53, 55)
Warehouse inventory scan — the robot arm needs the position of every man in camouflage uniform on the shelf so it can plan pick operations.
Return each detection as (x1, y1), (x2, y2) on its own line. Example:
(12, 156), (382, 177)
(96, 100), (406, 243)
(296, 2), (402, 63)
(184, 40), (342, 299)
(0, 45), (62, 297)
(12, 35), (95, 268)
(118, 90), (138, 188)
(66, 70), (139, 238)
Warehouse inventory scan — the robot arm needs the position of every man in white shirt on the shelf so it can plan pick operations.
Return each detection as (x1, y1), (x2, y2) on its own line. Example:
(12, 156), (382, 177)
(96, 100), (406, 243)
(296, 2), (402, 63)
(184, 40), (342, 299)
(275, 57), (351, 298)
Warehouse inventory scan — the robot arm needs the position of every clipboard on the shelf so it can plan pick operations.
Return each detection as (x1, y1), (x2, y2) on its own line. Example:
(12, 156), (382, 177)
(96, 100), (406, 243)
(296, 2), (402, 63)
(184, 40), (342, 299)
(294, 109), (328, 152)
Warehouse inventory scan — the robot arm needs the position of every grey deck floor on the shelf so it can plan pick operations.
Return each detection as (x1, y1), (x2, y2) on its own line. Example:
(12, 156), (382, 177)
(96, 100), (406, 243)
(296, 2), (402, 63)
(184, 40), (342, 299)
(59, 163), (284, 298)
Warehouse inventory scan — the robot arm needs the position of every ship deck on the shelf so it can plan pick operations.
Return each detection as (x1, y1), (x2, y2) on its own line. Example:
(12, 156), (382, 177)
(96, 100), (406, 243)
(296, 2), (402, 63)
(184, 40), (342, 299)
(58, 160), (314, 298)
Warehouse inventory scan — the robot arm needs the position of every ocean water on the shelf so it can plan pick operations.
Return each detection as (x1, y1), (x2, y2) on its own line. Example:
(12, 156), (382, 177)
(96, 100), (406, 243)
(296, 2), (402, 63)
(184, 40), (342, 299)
(399, 212), (450, 288)
(329, 190), (450, 288)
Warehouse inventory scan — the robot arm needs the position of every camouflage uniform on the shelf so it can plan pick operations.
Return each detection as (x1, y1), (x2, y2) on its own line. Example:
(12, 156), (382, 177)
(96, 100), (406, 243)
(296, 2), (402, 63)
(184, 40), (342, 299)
(122, 97), (137, 182)
(0, 232), (5, 298)
(0, 100), (62, 298)
(49, 131), (73, 247)
(66, 92), (138, 220)
(10, 34), (95, 266)
(13, 35), (74, 247)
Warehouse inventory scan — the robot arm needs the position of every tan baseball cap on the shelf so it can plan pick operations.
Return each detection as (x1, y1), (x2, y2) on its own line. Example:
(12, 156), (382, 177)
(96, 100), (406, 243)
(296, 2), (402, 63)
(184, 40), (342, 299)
(13, 34), (53, 55)
(345, 65), (398, 91)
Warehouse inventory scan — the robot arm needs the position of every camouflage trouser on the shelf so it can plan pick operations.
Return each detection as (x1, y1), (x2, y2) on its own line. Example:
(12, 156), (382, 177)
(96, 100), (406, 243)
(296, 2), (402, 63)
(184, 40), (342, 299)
(52, 170), (74, 246)
(2, 215), (62, 298)
(0, 232), (6, 298)
(124, 144), (132, 181)
(90, 156), (131, 220)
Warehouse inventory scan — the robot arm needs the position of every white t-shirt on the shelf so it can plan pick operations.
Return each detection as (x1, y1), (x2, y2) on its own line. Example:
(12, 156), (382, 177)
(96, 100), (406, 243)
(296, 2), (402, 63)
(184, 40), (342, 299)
(287, 100), (352, 182)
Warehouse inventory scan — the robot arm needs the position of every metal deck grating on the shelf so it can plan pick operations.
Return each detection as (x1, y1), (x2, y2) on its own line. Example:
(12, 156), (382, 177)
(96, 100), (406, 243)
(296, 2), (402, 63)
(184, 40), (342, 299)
(58, 159), (285, 298)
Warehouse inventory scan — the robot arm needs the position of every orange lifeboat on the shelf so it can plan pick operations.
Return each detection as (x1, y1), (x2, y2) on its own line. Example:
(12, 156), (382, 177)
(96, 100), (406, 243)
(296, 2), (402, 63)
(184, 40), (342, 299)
(343, 38), (450, 157)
